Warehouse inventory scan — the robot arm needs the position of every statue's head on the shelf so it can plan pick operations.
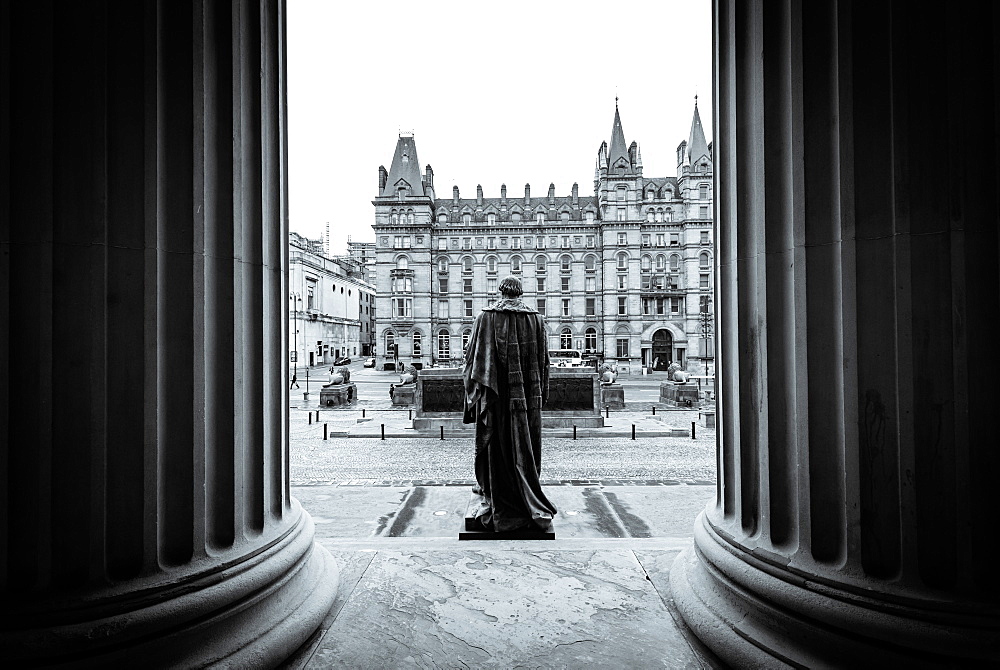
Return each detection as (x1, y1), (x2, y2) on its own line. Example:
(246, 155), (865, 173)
(498, 276), (523, 298)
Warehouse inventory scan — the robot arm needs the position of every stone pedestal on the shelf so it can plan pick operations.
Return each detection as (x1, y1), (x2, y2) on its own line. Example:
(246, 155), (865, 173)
(320, 383), (356, 406)
(659, 382), (699, 407)
(670, 3), (999, 666)
(600, 383), (625, 409)
(391, 384), (416, 406)
(1, 4), (337, 664)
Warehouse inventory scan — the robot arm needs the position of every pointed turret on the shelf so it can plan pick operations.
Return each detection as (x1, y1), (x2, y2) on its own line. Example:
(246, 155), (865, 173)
(607, 102), (630, 171)
(380, 135), (424, 198)
(684, 96), (711, 168)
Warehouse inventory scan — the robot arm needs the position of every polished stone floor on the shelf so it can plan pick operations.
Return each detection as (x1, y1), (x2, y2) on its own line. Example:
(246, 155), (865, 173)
(284, 485), (715, 669)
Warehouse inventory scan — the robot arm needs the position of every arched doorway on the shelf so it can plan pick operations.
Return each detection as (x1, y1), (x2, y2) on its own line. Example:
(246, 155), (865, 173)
(652, 329), (672, 370)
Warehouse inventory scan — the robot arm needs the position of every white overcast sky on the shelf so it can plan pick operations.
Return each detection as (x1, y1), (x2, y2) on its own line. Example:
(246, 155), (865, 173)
(287, 0), (713, 255)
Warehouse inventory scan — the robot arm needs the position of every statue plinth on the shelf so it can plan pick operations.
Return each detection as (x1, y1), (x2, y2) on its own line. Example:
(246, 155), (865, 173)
(600, 383), (625, 409)
(391, 384), (416, 406)
(660, 381), (699, 407)
(319, 383), (356, 406)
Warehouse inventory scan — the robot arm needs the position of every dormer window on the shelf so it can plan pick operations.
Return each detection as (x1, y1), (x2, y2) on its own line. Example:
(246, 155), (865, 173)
(462, 213), (471, 225)
(536, 213), (545, 225)
(487, 213), (496, 225)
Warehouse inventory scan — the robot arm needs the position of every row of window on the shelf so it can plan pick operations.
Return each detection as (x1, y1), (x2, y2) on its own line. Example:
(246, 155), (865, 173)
(425, 251), (711, 274)
(384, 327), (631, 360)
(386, 228), (711, 251)
(439, 212), (598, 226)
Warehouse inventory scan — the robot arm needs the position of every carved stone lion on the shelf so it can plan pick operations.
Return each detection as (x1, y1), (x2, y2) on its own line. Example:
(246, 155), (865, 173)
(599, 362), (618, 384)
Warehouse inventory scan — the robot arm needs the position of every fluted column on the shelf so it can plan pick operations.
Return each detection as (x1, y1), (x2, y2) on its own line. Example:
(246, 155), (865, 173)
(671, 1), (1000, 665)
(0, 1), (338, 665)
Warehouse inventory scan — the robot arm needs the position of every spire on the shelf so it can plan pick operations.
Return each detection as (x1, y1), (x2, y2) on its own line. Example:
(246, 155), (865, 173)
(380, 134), (424, 197)
(607, 101), (630, 170)
(684, 96), (711, 167)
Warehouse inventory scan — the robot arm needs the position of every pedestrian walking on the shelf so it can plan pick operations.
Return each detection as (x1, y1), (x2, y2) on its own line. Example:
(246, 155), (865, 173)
(290, 373), (299, 389)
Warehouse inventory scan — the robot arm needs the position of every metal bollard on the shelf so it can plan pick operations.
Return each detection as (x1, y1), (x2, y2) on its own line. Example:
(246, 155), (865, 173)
(409, 409), (412, 420)
(381, 424), (385, 440)
(362, 408), (366, 418)
(573, 425), (577, 440)
(308, 412), (312, 425)
(691, 421), (696, 439)
(440, 426), (444, 440)
(605, 405), (610, 419)
(632, 424), (636, 440)
(316, 410), (320, 421)
(652, 406), (656, 415)
(323, 423), (328, 440)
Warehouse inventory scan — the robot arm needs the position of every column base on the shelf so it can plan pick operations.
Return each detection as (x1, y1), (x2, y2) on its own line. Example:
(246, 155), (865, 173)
(1, 504), (339, 668)
(670, 512), (999, 667)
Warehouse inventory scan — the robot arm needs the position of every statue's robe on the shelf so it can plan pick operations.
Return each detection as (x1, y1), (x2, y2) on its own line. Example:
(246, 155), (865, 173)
(463, 298), (557, 531)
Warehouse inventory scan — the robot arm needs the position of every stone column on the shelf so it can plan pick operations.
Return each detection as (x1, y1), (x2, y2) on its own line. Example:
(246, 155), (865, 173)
(671, 1), (999, 665)
(0, 1), (338, 665)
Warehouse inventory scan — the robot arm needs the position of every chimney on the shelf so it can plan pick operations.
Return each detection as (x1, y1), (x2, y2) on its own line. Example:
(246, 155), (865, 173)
(378, 165), (387, 192)
(524, 183), (531, 206)
(572, 182), (579, 205)
(548, 183), (555, 204)
(476, 184), (484, 206)
(453, 185), (460, 205)
(501, 183), (507, 201)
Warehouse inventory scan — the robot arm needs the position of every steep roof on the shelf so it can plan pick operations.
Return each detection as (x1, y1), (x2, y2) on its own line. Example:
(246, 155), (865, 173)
(380, 135), (425, 197)
(607, 104), (630, 169)
(684, 97), (711, 166)
(434, 195), (599, 212)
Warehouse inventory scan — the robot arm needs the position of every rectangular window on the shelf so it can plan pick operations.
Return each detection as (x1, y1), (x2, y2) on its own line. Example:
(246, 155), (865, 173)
(562, 299), (570, 316)
(439, 277), (448, 293)
(536, 298), (546, 314)
(488, 278), (497, 293)
(656, 233), (665, 247)
(671, 297), (683, 314)
(438, 300), (449, 318)
(438, 238), (447, 250)
(512, 237), (521, 249)
(700, 230), (709, 244)
(464, 278), (473, 293)
(536, 277), (545, 293)
(642, 298), (650, 315)
(617, 337), (629, 358)
(617, 232), (627, 245)
(586, 298), (595, 316)
(585, 277), (595, 292)
(463, 238), (471, 249)
(670, 233), (679, 246)
(618, 274), (626, 289)
(438, 333), (450, 360)
(464, 300), (473, 317)
(537, 236), (546, 249)
(562, 236), (569, 248)
(657, 297), (665, 315)
(618, 296), (627, 315)
(586, 212), (594, 223)
(700, 206), (709, 219)
(700, 273), (710, 289)
(561, 277), (570, 292)
(306, 279), (316, 310)
(586, 235), (595, 248)
(393, 298), (412, 318)
(617, 208), (626, 222)
(487, 213), (496, 225)
(487, 237), (496, 249)
(641, 234), (650, 247)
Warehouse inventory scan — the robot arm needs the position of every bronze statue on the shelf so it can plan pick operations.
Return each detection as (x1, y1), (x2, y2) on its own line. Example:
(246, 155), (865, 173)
(463, 276), (557, 532)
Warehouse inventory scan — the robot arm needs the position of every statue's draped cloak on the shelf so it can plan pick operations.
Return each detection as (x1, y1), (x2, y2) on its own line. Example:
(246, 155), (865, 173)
(463, 300), (557, 531)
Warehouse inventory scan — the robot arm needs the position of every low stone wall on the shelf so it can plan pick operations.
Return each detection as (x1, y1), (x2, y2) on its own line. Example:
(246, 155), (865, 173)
(414, 367), (604, 430)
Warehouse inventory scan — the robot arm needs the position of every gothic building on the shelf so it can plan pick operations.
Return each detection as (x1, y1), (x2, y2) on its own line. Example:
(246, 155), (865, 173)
(371, 102), (714, 373)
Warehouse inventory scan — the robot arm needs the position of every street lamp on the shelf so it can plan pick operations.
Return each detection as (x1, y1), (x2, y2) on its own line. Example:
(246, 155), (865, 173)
(290, 292), (301, 386)
(699, 295), (714, 377)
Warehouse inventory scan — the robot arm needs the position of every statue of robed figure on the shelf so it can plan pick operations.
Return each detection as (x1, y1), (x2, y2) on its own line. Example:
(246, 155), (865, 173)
(463, 276), (558, 532)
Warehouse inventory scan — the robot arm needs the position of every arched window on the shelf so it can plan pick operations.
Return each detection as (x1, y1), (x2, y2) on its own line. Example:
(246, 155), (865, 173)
(511, 255), (522, 272)
(641, 255), (651, 271)
(665, 189), (673, 200)
(699, 184), (709, 199)
(585, 327), (597, 351)
(617, 252), (628, 270)
(665, 208), (672, 221)
(412, 331), (422, 356)
(646, 189), (655, 200)
(396, 256), (408, 270)
(407, 209), (414, 224)
(437, 213), (447, 224)
(385, 331), (396, 356)
(437, 256), (449, 273)
(656, 254), (666, 270)
(700, 252), (711, 269)
(656, 209), (664, 222)
(535, 255), (548, 273)
(536, 212), (545, 224)
(584, 255), (596, 271)
(390, 212), (398, 224)
(560, 328), (572, 350)
(463, 256), (473, 273)
(462, 329), (472, 352)
(647, 211), (654, 222)
(437, 330), (450, 360)
(486, 256), (497, 273)
(560, 255), (572, 271)
(670, 254), (680, 271)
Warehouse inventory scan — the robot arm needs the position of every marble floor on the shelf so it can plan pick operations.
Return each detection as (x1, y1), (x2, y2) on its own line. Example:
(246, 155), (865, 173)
(284, 485), (715, 669)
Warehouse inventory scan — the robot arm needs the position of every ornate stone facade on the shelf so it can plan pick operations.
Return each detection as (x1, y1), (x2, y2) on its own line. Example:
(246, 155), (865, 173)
(372, 105), (714, 374)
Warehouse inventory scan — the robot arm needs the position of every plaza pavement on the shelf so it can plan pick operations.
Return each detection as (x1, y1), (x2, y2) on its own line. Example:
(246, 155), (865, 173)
(285, 370), (720, 668)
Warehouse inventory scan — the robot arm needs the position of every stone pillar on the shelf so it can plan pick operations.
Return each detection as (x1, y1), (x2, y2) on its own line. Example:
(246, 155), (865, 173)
(671, 1), (999, 665)
(0, 1), (338, 665)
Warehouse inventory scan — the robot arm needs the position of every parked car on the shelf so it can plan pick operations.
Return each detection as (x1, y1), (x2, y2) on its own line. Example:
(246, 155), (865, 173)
(363, 357), (375, 368)
(333, 356), (351, 366)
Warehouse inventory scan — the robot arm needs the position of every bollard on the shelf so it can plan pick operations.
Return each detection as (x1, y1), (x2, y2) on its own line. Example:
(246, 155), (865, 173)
(316, 410), (320, 421)
(440, 426), (444, 440)
(323, 423), (328, 440)
(691, 421), (696, 439)
(605, 405), (610, 419)
(381, 424), (385, 440)
(409, 409), (412, 420)
(308, 412), (312, 425)
(632, 424), (636, 440)
(362, 408), (366, 418)
(573, 425), (577, 440)
(652, 406), (656, 415)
